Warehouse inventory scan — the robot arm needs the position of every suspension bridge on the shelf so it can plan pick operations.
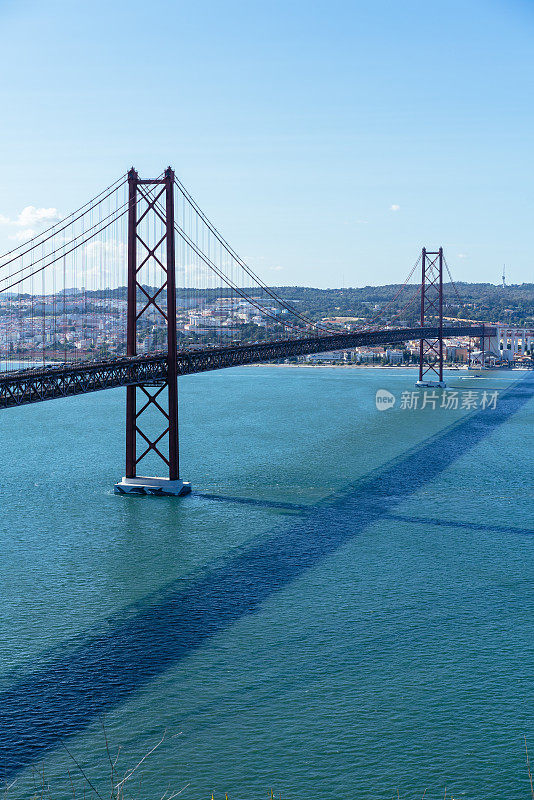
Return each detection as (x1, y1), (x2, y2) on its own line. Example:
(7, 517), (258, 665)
(0, 167), (494, 495)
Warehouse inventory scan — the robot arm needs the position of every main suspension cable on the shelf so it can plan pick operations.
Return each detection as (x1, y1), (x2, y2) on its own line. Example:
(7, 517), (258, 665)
(358, 253), (422, 331)
(0, 196), (132, 285)
(145, 191), (323, 336)
(0, 174), (127, 265)
(442, 253), (463, 305)
(0, 202), (131, 294)
(173, 176), (338, 333)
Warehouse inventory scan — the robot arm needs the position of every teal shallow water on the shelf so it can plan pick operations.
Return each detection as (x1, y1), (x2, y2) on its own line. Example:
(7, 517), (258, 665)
(0, 367), (532, 799)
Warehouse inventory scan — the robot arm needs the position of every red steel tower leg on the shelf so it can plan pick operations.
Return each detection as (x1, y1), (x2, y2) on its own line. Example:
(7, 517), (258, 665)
(115, 167), (191, 497)
(416, 246), (446, 387)
(165, 167), (179, 481)
(125, 168), (138, 478)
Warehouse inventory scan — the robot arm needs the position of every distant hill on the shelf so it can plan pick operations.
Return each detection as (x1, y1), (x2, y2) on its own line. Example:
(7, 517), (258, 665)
(270, 283), (534, 326)
(23, 282), (532, 327)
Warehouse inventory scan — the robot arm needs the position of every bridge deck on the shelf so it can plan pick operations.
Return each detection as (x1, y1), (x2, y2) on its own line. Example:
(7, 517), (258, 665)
(0, 326), (493, 409)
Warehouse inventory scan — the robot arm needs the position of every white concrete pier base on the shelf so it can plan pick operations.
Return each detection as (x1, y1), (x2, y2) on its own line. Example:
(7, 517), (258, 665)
(415, 380), (447, 388)
(114, 476), (192, 496)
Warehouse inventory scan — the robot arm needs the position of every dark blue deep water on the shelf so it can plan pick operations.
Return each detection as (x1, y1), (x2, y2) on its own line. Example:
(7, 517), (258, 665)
(0, 367), (532, 799)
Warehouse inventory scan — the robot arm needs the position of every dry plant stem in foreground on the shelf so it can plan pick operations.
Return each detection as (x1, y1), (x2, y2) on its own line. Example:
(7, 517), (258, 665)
(526, 737), (534, 800)
(18, 724), (189, 800)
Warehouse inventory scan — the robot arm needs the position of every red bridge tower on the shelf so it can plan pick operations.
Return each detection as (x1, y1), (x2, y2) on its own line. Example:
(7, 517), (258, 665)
(416, 247), (446, 388)
(114, 168), (191, 496)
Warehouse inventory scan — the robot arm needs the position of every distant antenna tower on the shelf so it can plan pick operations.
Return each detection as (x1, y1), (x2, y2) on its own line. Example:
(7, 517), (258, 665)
(502, 264), (506, 288)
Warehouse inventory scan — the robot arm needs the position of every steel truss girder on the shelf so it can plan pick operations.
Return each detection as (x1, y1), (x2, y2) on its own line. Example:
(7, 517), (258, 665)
(0, 326), (492, 411)
(0, 357), (166, 409)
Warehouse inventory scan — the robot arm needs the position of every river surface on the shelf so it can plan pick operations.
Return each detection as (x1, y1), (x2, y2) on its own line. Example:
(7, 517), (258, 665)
(0, 367), (532, 800)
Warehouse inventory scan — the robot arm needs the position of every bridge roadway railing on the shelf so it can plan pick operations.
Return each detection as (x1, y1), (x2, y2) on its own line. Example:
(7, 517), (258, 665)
(0, 325), (493, 409)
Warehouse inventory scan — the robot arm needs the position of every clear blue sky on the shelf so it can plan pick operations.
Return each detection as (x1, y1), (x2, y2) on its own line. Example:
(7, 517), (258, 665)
(0, 0), (532, 287)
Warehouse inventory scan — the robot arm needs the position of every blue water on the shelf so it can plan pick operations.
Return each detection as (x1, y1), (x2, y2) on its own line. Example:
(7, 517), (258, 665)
(0, 367), (532, 799)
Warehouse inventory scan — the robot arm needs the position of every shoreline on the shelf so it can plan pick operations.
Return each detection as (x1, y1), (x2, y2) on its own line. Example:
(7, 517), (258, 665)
(244, 363), (420, 369)
(244, 363), (439, 369)
(244, 363), (530, 371)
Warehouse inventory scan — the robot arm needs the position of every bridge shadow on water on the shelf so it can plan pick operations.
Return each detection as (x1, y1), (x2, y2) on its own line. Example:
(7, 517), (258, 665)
(1, 374), (532, 779)
(193, 492), (310, 514)
(385, 514), (534, 538)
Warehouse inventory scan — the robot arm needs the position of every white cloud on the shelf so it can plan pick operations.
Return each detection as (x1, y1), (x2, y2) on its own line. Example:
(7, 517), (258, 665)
(0, 205), (61, 228)
(269, 265), (284, 271)
(355, 219), (368, 225)
(17, 206), (60, 227)
(457, 253), (467, 259)
(390, 204), (400, 212)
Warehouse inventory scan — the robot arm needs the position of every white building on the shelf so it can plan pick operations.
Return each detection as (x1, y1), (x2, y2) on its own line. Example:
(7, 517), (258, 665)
(484, 326), (534, 362)
(385, 349), (403, 364)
